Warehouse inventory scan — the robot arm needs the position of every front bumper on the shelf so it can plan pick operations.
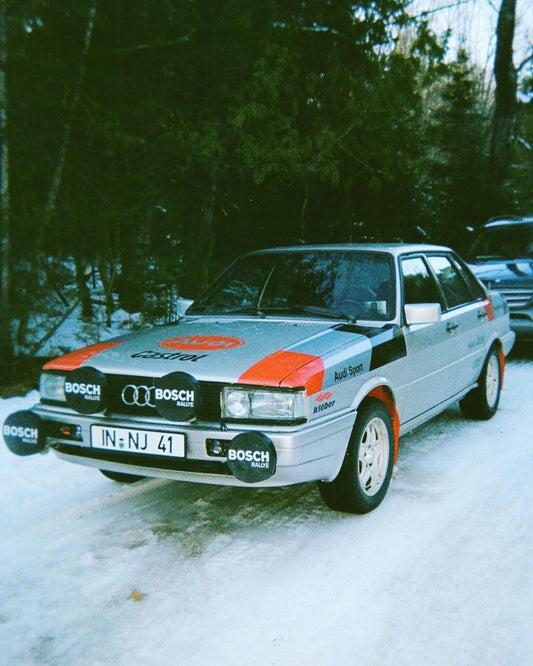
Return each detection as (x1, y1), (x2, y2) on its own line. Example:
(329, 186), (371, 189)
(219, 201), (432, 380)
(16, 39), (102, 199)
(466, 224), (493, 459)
(31, 403), (355, 487)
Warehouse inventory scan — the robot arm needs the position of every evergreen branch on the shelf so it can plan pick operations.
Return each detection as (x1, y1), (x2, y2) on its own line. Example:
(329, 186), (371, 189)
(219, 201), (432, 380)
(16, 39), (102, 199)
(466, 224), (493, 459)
(112, 32), (196, 54)
(405, 0), (471, 19)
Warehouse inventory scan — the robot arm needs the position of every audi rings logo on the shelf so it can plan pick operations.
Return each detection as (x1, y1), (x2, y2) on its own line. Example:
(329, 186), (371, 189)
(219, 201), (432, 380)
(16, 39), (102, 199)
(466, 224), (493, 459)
(121, 384), (156, 408)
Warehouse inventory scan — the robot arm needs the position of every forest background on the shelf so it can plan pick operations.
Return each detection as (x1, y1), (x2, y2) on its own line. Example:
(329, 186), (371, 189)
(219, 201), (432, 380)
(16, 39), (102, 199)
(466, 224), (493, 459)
(0, 0), (532, 377)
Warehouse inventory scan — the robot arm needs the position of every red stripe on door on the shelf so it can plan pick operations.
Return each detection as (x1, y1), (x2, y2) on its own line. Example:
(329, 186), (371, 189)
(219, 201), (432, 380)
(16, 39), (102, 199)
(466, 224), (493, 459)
(482, 298), (495, 321)
(43, 341), (124, 371)
(238, 350), (325, 396)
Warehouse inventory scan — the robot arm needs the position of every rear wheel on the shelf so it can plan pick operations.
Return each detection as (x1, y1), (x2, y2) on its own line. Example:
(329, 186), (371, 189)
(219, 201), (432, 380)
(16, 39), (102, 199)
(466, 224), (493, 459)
(99, 469), (144, 484)
(318, 399), (394, 514)
(460, 347), (502, 420)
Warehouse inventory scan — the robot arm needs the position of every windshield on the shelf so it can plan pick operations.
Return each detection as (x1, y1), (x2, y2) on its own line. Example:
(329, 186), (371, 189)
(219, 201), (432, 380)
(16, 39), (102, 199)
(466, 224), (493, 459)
(468, 224), (533, 261)
(188, 250), (395, 321)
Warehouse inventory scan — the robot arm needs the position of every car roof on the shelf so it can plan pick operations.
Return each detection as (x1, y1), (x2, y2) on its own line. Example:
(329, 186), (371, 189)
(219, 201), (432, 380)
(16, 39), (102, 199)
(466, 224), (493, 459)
(483, 216), (533, 228)
(249, 243), (452, 258)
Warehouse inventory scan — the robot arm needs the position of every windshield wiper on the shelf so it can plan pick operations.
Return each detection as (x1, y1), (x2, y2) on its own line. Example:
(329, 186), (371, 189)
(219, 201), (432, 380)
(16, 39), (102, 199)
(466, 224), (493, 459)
(262, 304), (357, 322)
(185, 305), (266, 317)
(221, 306), (266, 317)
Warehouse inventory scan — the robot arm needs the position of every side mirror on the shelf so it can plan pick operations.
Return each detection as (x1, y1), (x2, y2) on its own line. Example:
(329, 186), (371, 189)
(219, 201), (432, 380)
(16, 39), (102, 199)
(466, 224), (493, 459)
(404, 303), (441, 325)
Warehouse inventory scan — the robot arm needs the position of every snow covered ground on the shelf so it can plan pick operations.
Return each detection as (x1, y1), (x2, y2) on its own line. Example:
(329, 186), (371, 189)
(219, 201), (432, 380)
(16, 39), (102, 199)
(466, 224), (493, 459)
(1, 347), (532, 666)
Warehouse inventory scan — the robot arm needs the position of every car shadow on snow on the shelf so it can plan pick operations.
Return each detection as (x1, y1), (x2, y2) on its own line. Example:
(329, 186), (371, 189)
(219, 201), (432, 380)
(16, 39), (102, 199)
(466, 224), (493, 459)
(508, 340), (533, 361)
(100, 475), (335, 558)
(94, 348), (532, 557)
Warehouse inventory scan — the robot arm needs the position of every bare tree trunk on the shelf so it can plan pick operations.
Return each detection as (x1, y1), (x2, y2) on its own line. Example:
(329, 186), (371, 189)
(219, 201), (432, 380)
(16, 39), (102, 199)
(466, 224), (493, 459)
(198, 180), (217, 290)
(36, 1), (98, 332)
(300, 179), (309, 243)
(42, 0), (97, 233)
(181, 180), (217, 296)
(74, 254), (93, 321)
(0, 0), (13, 362)
(489, 0), (518, 179)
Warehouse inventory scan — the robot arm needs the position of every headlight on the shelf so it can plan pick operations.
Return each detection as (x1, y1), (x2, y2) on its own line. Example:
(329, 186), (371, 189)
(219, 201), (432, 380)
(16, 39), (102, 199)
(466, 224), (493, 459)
(39, 372), (66, 403)
(222, 387), (307, 423)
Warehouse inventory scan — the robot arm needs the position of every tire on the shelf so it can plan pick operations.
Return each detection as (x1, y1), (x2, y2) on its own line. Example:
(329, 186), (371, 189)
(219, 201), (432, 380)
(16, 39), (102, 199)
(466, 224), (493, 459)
(99, 469), (145, 484)
(459, 347), (502, 420)
(318, 399), (394, 514)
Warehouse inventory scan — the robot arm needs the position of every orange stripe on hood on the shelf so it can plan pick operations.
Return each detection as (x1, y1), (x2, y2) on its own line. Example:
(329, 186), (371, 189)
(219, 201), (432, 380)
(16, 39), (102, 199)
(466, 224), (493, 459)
(238, 350), (325, 395)
(43, 341), (124, 371)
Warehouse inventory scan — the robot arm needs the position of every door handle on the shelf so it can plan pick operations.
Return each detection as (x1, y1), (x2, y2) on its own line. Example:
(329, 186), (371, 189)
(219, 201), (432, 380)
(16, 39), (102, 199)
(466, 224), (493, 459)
(477, 310), (488, 319)
(446, 322), (459, 333)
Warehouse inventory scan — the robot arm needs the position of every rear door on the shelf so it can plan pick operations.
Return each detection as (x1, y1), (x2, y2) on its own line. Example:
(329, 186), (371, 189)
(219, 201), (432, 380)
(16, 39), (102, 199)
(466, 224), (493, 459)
(398, 255), (455, 422)
(426, 253), (489, 390)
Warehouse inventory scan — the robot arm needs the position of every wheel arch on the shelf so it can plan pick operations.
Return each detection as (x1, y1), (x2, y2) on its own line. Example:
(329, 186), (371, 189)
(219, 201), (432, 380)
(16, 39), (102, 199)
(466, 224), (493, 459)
(494, 339), (506, 388)
(352, 381), (400, 463)
(485, 336), (506, 388)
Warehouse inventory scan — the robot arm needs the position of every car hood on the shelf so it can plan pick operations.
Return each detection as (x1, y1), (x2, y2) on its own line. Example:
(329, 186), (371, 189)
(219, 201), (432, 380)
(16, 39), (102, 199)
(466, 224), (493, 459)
(43, 316), (375, 391)
(469, 260), (533, 287)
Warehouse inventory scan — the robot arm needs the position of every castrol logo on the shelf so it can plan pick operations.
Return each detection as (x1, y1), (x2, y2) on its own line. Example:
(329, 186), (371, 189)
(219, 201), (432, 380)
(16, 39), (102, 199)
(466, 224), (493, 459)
(158, 335), (245, 351)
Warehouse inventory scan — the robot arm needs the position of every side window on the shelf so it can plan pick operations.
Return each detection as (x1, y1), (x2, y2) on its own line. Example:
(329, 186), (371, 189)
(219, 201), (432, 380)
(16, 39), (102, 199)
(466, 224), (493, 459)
(427, 255), (474, 309)
(401, 257), (441, 304)
(453, 255), (486, 301)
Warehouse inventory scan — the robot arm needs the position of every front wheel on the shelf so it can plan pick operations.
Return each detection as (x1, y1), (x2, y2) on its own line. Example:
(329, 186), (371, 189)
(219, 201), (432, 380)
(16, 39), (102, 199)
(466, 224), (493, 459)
(460, 347), (502, 420)
(318, 399), (394, 514)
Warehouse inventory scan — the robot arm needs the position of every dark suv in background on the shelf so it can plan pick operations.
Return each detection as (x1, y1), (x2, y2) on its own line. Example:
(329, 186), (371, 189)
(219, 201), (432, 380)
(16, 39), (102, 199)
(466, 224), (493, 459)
(467, 216), (533, 340)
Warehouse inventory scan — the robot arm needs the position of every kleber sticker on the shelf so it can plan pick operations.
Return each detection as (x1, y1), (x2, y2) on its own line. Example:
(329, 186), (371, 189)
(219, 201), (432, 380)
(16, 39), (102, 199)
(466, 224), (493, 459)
(64, 366), (108, 414)
(154, 372), (202, 421)
(227, 432), (277, 483)
(158, 335), (245, 351)
(313, 391), (336, 415)
(43, 341), (124, 371)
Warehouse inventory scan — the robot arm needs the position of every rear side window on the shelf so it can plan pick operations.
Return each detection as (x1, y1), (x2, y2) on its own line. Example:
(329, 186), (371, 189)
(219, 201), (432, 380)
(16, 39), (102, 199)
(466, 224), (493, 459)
(401, 257), (441, 304)
(453, 255), (486, 300)
(427, 255), (474, 309)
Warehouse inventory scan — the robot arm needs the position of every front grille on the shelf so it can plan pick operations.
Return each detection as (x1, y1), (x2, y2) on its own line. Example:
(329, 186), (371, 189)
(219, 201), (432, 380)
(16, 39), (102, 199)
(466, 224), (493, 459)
(106, 375), (223, 422)
(499, 289), (533, 309)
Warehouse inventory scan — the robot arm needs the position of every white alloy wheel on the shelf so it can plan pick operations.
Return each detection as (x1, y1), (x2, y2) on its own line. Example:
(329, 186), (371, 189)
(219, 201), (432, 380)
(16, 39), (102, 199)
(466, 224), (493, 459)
(318, 399), (395, 513)
(459, 346), (502, 420)
(358, 416), (390, 497)
(485, 353), (500, 409)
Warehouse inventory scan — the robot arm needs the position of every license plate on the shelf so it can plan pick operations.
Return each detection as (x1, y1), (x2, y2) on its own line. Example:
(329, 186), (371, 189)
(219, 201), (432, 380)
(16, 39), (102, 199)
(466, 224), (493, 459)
(91, 425), (185, 458)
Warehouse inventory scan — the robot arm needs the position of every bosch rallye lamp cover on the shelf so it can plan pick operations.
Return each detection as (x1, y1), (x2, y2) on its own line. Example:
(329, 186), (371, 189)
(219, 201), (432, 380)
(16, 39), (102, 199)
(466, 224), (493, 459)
(2, 244), (515, 514)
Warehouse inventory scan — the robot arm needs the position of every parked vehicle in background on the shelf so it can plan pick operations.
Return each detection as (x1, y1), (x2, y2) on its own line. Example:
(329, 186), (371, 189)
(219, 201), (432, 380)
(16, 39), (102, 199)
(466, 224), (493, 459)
(467, 217), (533, 340)
(2, 244), (514, 514)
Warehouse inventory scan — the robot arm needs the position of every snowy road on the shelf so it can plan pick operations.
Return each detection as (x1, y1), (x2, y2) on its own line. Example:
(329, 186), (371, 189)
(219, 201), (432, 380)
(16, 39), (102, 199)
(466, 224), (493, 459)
(1, 347), (532, 666)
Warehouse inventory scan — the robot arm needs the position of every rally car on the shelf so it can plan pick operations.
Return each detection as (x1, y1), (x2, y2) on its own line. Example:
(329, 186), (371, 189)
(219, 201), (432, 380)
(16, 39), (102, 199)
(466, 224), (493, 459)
(3, 244), (515, 513)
